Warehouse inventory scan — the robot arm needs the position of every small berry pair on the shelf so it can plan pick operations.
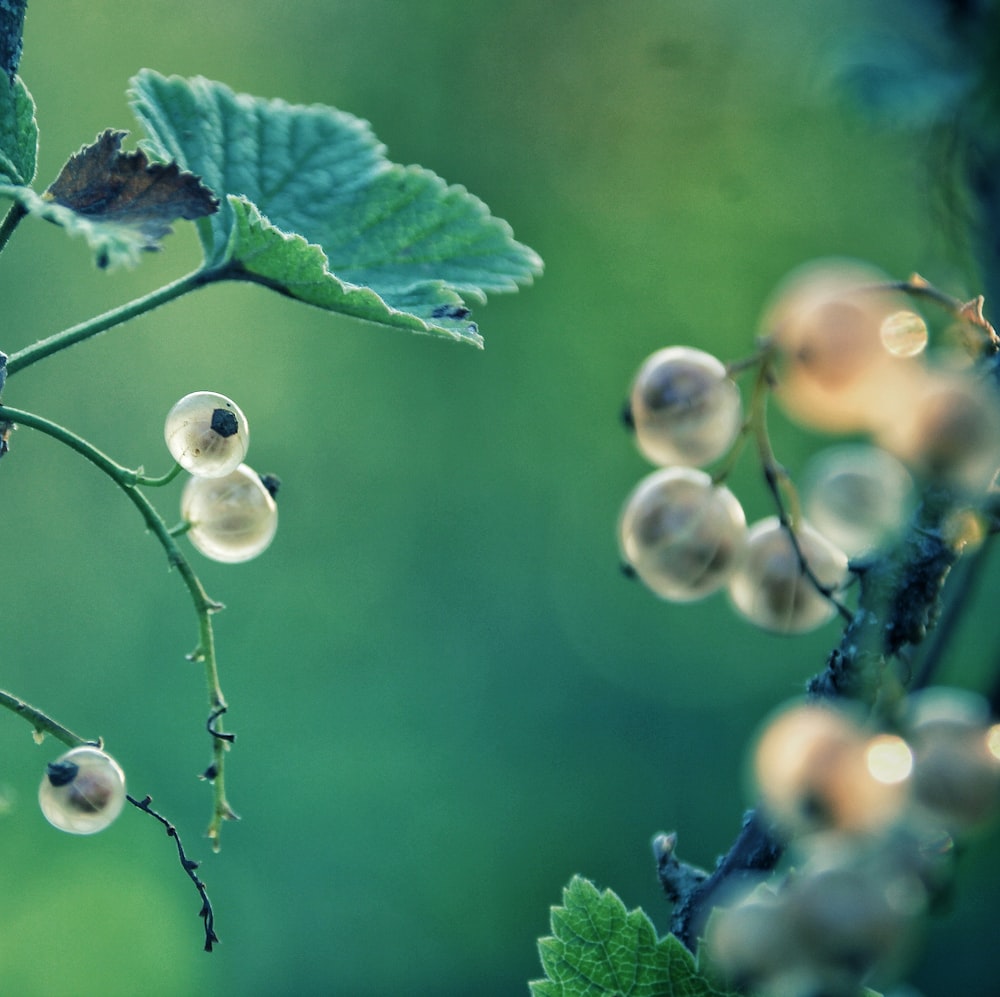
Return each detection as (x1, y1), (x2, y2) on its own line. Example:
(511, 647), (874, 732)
(165, 392), (278, 564)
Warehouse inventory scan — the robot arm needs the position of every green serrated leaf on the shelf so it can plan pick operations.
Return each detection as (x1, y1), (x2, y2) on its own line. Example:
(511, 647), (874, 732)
(128, 69), (542, 345)
(0, 73), (36, 185)
(225, 196), (482, 345)
(529, 877), (740, 997)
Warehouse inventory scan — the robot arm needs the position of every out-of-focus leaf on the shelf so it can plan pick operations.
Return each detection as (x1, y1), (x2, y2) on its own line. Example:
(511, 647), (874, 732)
(129, 70), (542, 345)
(0, 72), (35, 184)
(827, 34), (972, 129)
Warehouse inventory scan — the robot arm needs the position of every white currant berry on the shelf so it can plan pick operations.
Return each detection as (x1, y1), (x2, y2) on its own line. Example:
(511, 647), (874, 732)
(627, 346), (742, 467)
(905, 688), (1000, 832)
(876, 372), (1000, 493)
(803, 445), (913, 557)
(165, 391), (249, 478)
(762, 259), (919, 433)
(38, 745), (126, 835)
(618, 466), (747, 601)
(727, 517), (848, 634)
(751, 701), (909, 837)
(182, 463), (278, 563)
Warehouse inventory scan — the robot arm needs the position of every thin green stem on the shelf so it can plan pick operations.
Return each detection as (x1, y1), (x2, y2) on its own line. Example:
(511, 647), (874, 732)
(0, 403), (236, 846)
(0, 404), (140, 481)
(0, 689), (89, 747)
(0, 199), (27, 254)
(4, 267), (215, 376)
(710, 345), (772, 486)
(137, 461), (183, 487)
(747, 356), (853, 624)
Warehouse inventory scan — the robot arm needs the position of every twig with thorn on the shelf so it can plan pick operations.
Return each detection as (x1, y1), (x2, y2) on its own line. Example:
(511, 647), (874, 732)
(127, 794), (219, 952)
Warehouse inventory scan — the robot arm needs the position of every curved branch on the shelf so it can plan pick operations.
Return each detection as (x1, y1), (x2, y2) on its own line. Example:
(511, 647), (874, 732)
(0, 689), (217, 951)
(0, 403), (236, 847)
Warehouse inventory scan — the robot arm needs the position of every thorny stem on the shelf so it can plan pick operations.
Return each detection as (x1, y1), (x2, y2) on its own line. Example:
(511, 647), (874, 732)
(0, 691), (218, 950)
(656, 279), (991, 951)
(126, 795), (220, 952)
(886, 277), (1000, 351)
(911, 535), (994, 693)
(659, 811), (785, 951)
(658, 495), (962, 949)
(0, 404), (237, 848)
(0, 690), (90, 747)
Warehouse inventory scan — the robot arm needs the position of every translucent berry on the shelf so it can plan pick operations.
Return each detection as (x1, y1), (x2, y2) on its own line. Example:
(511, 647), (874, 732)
(762, 259), (918, 433)
(706, 887), (791, 989)
(39, 745), (126, 834)
(803, 445), (913, 557)
(781, 860), (920, 985)
(876, 372), (1000, 493)
(626, 346), (742, 467)
(165, 391), (249, 478)
(727, 517), (848, 634)
(751, 701), (910, 837)
(905, 688), (1000, 832)
(618, 467), (747, 601)
(182, 463), (278, 563)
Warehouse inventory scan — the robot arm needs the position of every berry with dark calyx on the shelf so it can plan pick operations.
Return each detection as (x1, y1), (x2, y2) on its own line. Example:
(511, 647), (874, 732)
(618, 466), (747, 601)
(165, 391), (249, 478)
(626, 346), (742, 467)
(876, 371), (1000, 494)
(38, 745), (126, 834)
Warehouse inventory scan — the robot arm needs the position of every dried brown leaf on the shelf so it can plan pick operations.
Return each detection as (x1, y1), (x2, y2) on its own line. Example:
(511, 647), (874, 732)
(45, 129), (217, 249)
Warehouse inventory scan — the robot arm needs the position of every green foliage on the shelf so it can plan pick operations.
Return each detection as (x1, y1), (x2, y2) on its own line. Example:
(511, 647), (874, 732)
(0, 72), (35, 184)
(0, 66), (540, 344)
(129, 70), (543, 345)
(530, 877), (739, 997)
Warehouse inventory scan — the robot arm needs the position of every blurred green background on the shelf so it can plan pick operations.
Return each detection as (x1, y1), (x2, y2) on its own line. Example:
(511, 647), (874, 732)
(2, 1), (999, 994)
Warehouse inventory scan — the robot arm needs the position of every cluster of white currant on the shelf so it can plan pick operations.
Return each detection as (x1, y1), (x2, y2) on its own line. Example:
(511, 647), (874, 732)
(618, 258), (1000, 634)
(165, 390), (278, 564)
(617, 342), (850, 634)
(707, 689), (1000, 995)
(37, 392), (280, 839)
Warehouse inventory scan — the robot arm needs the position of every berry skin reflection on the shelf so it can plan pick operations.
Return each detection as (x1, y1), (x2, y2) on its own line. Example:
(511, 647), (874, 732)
(39, 745), (126, 835)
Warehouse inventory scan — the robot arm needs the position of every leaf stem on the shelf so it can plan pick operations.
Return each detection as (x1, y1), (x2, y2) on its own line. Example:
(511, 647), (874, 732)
(4, 267), (214, 376)
(0, 198), (27, 254)
(0, 403), (236, 846)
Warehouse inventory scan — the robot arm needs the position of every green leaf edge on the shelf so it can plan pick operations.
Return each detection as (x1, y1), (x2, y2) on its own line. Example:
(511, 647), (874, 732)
(128, 69), (542, 346)
(529, 876), (741, 997)
(225, 195), (485, 346)
(0, 73), (37, 186)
